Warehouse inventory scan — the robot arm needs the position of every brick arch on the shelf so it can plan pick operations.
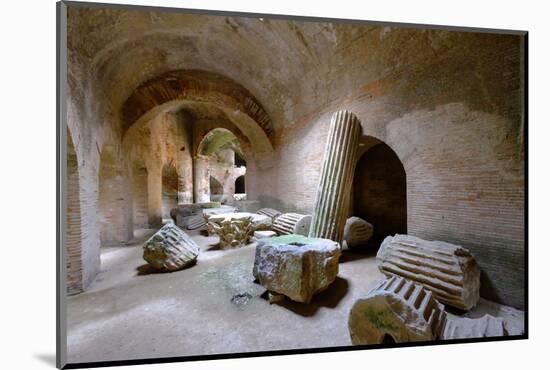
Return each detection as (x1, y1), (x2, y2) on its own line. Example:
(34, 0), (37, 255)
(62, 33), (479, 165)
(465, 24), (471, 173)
(121, 70), (274, 159)
(196, 128), (244, 158)
(66, 129), (83, 295)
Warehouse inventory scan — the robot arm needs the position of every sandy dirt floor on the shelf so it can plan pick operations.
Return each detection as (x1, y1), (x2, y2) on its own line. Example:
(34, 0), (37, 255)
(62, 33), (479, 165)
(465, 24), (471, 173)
(66, 229), (524, 364)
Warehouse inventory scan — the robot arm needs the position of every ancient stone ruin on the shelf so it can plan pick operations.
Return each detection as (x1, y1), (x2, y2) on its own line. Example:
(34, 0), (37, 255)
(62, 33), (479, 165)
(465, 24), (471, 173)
(257, 208), (283, 222)
(376, 234), (481, 310)
(173, 204), (203, 230)
(342, 216), (373, 249)
(142, 223), (200, 271)
(63, 6), (526, 362)
(206, 212), (271, 249)
(309, 111), (362, 242)
(253, 235), (341, 303)
(272, 213), (312, 236)
(348, 276), (447, 344)
(442, 314), (507, 339)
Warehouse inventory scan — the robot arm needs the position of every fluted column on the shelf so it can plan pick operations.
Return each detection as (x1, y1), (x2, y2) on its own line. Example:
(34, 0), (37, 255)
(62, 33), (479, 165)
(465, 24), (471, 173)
(309, 110), (362, 242)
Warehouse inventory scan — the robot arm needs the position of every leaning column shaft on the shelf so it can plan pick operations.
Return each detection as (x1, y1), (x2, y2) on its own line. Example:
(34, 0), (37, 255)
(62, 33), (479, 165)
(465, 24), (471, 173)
(309, 111), (362, 242)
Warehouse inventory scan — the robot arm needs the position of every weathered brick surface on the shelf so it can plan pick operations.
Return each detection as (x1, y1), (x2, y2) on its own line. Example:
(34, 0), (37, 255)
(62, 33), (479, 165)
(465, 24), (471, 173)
(253, 36), (525, 308)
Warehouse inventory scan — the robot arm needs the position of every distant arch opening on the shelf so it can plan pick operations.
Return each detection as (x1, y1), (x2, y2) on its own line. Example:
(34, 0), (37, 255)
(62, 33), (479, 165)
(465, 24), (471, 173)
(235, 175), (245, 194)
(197, 128), (247, 203)
(353, 138), (407, 249)
(235, 151), (246, 167)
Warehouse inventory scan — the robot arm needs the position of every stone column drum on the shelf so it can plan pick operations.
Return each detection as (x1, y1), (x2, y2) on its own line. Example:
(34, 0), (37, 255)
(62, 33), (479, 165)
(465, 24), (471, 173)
(309, 110), (362, 242)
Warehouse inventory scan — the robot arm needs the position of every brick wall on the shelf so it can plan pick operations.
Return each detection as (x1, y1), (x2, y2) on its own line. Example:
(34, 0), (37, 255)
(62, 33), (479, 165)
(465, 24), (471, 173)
(66, 133), (82, 295)
(252, 34), (525, 308)
(131, 167), (149, 228)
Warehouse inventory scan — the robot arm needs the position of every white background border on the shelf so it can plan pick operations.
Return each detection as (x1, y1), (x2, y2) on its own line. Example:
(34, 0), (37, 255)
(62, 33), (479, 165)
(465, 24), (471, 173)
(1, 0), (546, 369)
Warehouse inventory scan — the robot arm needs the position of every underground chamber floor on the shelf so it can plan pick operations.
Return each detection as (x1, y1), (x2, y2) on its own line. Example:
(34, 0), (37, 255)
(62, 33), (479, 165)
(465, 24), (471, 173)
(66, 229), (524, 364)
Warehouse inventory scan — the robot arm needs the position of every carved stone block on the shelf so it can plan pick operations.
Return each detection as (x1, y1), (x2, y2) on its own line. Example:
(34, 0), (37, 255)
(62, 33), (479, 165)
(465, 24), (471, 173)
(253, 234), (341, 303)
(142, 223), (200, 271)
(349, 276), (447, 344)
(272, 213), (312, 236)
(376, 234), (480, 310)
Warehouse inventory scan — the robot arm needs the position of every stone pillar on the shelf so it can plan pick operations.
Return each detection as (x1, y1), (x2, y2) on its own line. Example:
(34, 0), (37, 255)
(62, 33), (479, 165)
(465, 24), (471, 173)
(193, 155), (210, 203)
(147, 165), (163, 228)
(309, 110), (362, 242)
(177, 143), (194, 204)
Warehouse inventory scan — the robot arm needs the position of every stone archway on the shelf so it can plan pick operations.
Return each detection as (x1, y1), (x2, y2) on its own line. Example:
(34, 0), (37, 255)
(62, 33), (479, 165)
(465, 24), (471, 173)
(121, 70), (274, 161)
(353, 137), (407, 248)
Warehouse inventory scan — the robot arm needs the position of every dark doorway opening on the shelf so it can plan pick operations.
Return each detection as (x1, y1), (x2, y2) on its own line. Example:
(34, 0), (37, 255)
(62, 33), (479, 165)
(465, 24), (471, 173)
(353, 141), (407, 249)
(235, 175), (245, 194)
(382, 333), (396, 344)
(235, 151), (246, 167)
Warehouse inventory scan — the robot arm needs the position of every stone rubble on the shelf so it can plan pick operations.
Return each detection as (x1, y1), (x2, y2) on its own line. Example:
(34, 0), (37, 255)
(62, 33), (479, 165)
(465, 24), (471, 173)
(253, 234), (341, 303)
(348, 276), (447, 344)
(142, 223), (200, 271)
(272, 213), (312, 236)
(342, 216), (373, 249)
(377, 234), (480, 310)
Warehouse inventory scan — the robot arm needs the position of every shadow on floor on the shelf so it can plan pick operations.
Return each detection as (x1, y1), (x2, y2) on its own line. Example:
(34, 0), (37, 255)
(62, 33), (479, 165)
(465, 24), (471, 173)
(205, 244), (222, 251)
(135, 260), (197, 276)
(33, 353), (56, 366)
(266, 277), (349, 317)
(339, 248), (378, 263)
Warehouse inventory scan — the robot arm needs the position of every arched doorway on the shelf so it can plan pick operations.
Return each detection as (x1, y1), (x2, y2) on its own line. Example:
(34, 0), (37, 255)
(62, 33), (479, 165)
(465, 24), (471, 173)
(161, 163), (179, 219)
(196, 128), (247, 203)
(353, 139), (407, 248)
(235, 175), (245, 194)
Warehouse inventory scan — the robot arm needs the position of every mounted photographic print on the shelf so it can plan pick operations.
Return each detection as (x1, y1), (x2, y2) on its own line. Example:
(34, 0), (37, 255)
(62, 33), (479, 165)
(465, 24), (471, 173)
(57, 1), (527, 368)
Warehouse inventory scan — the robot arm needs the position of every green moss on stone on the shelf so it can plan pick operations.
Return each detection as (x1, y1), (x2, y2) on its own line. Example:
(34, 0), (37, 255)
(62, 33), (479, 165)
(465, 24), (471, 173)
(364, 306), (398, 331)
